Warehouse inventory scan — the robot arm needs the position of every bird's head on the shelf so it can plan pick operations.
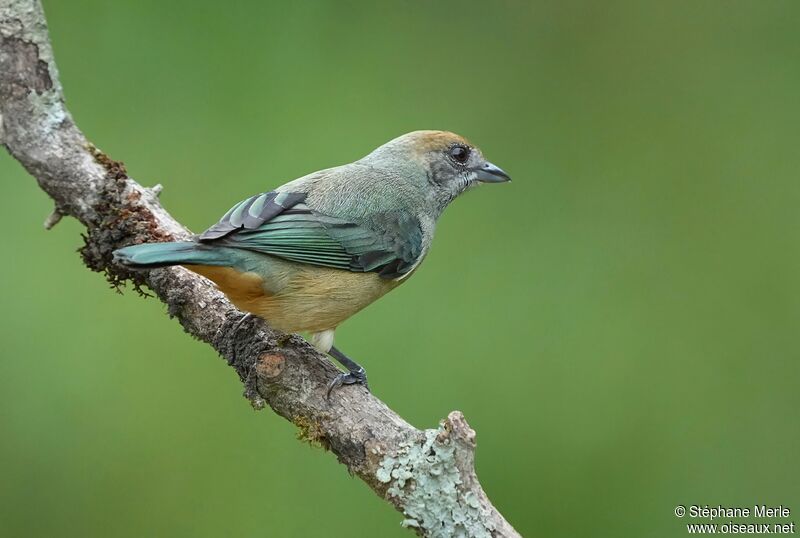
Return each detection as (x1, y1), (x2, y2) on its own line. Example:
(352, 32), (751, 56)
(360, 130), (511, 214)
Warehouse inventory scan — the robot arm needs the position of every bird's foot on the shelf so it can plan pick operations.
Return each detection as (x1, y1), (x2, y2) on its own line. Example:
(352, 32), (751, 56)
(326, 367), (369, 399)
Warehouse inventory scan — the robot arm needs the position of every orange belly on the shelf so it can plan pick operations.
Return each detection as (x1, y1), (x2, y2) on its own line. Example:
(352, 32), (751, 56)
(184, 264), (400, 333)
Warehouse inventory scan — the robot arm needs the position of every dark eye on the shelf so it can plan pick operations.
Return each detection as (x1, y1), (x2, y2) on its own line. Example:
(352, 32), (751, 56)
(448, 145), (470, 164)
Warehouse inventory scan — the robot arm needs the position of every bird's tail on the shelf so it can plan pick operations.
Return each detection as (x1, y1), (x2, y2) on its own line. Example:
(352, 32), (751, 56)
(113, 241), (232, 269)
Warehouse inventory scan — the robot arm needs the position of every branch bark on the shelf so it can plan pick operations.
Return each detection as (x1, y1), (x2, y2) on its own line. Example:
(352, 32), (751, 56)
(0, 2), (520, 536)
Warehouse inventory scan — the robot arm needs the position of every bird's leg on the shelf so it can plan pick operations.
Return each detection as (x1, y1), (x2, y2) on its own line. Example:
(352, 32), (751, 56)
(309, 330), (369, 398)
(326, 346), (369, 398)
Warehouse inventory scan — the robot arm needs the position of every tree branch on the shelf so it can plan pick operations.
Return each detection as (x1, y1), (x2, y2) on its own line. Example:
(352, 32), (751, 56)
(0, 2), (520, 536)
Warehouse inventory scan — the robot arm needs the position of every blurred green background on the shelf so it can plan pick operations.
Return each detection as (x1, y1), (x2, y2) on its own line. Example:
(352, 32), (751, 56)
(2, 1), (799, 536)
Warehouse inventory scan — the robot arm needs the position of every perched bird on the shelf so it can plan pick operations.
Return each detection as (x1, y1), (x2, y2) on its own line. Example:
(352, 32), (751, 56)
(114, 131), (510, 395)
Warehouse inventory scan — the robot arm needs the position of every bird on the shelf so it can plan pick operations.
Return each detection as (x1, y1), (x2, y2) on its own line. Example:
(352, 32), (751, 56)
(113, 130), (510, 396)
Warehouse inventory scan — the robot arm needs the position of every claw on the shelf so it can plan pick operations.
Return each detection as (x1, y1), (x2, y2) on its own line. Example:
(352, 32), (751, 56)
(232, 312), (255, 334)
(326, 368), (369, 399)
(227, 313), (256, 365)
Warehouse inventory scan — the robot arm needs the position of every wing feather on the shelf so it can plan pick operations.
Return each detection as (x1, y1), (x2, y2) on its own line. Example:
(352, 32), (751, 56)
(199, 190), (422, 279)
(199, 192), (308, 240)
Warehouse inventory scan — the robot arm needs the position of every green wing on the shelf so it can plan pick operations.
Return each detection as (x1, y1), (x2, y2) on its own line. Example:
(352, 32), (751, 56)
(201, 191), (423, 279)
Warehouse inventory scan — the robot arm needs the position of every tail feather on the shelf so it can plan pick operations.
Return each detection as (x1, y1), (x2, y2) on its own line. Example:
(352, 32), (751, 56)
(113, 241), (232, 269)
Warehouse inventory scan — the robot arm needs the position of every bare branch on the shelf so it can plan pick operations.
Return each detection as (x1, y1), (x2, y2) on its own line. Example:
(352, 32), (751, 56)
(0, 2), (520, 536)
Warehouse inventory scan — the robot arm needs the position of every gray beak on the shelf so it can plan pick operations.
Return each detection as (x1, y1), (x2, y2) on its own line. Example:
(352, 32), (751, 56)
(475, 161), (511, 183)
